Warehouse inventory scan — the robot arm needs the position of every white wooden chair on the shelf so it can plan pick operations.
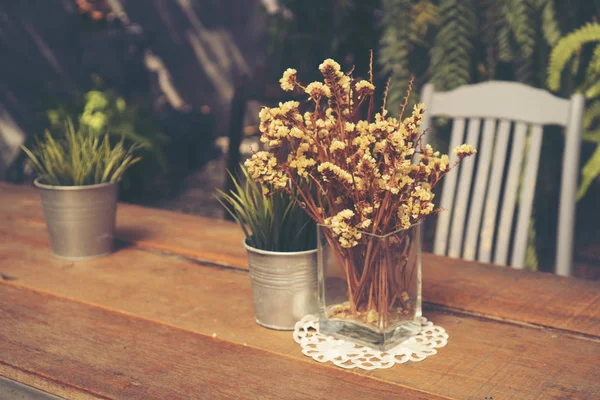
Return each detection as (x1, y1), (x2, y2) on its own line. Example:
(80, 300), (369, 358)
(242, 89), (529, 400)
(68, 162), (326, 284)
(420, 81), (584, 276)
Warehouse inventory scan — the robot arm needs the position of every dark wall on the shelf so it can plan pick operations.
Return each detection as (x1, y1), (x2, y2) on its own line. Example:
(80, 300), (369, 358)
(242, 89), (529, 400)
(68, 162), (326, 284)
(0, 0), (269, 178)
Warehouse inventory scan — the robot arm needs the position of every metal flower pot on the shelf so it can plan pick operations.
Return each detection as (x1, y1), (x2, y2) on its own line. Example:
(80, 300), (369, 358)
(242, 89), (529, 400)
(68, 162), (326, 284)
(35, 178), (118, 260)
(244, 241), (318, 330)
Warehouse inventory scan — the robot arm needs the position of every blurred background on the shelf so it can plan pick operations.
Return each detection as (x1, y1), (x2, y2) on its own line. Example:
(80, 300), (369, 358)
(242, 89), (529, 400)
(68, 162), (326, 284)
(1, 0), (599, 279)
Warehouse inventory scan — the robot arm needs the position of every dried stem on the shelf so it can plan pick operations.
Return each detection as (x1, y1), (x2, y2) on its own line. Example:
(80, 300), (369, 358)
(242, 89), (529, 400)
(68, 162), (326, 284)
(248, 57), (476, 328)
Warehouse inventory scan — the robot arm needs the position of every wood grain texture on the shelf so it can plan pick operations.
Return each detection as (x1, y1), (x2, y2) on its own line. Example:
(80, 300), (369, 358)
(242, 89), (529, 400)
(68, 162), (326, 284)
(0, 183), (248, 269)
(0, 284), (444, 400)
(1, 198), (599, 338)
(0, 228), (599, 399)
(1, 264), (599, 399)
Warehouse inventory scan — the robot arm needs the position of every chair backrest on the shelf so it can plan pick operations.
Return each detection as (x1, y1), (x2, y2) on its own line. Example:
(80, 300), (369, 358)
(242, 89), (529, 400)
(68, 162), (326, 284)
(420, 81), (584, 276)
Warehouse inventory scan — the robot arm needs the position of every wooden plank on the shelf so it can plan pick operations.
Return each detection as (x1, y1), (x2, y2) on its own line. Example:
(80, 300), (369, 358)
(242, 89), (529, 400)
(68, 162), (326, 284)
(1, 213), (599, 338)
(511, 124), (543, 268)
(556, 93), (585, 276)
(423, 254), (600, 338)
(448, 118), (480, 258)
(0, 183), (248, 270)
(433, 118), (466, 256)
(462, 118), (496, 260)
(1, 267), (600, 399)
(494, 121), (528, 266)
(0, 284), (443, 400)
(478, 120), (511, 263)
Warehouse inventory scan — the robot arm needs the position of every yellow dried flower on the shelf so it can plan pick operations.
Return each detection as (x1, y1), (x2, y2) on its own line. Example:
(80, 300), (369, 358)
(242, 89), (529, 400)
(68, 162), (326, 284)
(305, 82), (332, 99)
(355, 80), (375, 97)
(324, 209), (361, 248)
(279, 68), (297, 91)
(319, 58), (341, 73)
(251, 58), (477, 242)
(318, 162), (353, 184)
(455, 144), (477, 159)
(330, 140), (346, 152)
(244, 151), (288, 193)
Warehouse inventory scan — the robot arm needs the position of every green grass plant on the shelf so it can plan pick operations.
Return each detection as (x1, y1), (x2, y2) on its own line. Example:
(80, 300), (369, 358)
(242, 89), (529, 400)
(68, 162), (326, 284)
(22, 119), (141, 186)
(216, 166), (316, 252)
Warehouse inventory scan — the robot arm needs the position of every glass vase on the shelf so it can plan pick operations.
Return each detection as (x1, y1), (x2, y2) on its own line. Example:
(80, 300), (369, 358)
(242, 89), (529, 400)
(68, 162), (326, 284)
(317, 223), (422, 351)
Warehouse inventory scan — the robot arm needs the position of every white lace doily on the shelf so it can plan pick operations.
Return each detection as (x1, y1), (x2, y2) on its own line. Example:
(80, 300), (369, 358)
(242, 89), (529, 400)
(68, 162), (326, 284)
(293, 315), (448, 370)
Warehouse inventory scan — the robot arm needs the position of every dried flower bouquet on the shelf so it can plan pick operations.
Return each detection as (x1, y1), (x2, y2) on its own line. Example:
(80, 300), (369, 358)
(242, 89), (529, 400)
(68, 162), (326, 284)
(246, 55), (475, 342)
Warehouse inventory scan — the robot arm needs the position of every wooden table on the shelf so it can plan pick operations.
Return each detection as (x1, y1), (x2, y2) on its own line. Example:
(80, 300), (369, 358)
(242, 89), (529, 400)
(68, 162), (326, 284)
(0, 182), (599, 400)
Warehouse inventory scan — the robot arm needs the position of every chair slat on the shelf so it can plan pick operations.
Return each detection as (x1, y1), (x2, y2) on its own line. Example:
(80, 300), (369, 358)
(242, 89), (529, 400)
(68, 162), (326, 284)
(434, 118), (466, 256)
(494, 122), (528, 265)
(448, 118), (481, 258)
(478, 120), (511, 263)
(463, 118), (496, 260)
(511, 124), (543, 268)
(556, 94), (585, 276)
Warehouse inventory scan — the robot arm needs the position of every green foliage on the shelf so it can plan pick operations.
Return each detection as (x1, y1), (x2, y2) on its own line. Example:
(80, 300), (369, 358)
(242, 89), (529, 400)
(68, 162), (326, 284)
(429, 0), (476, 91)
(525, 219), (539, 271)
(379, 0), (413, 111)
(21, 120), (141, 186)
(503, 0), (537, 83)
(584, 100), (600, 133)
(548, 22), (600, 199)
(541, 0), (562, 47)
(47, 79), (168, 170)
(547, 23), (600, 92)
(578, 146), (600, 199)
(216, 167), (316, 252)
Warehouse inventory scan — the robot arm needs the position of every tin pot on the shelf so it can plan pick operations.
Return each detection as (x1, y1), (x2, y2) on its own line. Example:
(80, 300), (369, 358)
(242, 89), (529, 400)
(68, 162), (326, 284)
(244, 240), (318, 330)
(35, 178), (118, 260)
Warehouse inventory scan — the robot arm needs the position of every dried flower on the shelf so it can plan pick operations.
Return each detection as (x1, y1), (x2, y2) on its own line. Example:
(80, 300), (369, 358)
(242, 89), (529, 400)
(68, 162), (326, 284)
(279, 68), (297, 91)
(355, 80), (375, 97)
(455, 144), (477, 159)
(305, 82), (332, 99)
(245, 58), (476, 250)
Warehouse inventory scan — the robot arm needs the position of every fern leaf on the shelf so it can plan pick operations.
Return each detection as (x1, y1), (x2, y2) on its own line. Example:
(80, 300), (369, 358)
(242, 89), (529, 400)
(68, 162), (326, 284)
(505, 0), (536, 58)
(584, 100), (600, 131)
(547, 23), (600, 91)
(411, 0), (440, 43)
(478, 0), (504, 79)
(583, 128), (600, 144)
(429, 0), (476, 91)
(577, 145), (600, 199)
(583, 44), (600, 90)
(502, 0), (537, 83)
(379, 0), (414, 113)
(497, 21), (514, 62)
(541, 0), (561, 47)
(585, 80), (600, 99)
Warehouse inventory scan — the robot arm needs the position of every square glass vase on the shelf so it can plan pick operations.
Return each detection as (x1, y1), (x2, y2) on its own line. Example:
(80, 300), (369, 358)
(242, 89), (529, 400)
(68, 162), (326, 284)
(317, 223), (422, 351)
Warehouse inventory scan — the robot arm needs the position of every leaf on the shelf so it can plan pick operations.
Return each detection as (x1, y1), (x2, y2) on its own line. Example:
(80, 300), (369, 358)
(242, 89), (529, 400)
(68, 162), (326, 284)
(585, 79), (600, 99)
(584, 100), (600, 131)
(428, 0), (477, 91)
(547, 23), (600, 91)
(21, 118), (141, 186)
(541, 0), (561, 47)
(577, 145), (600, 200)
(214, 165), (315, 252)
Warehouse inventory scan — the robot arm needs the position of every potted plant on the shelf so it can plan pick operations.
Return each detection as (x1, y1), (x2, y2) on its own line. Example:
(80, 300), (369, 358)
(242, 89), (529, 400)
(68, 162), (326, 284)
(245, 58), (476, 349)
(216, 166), (317, 330)
(22, 120), (141, 260)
